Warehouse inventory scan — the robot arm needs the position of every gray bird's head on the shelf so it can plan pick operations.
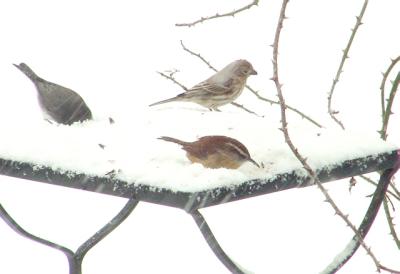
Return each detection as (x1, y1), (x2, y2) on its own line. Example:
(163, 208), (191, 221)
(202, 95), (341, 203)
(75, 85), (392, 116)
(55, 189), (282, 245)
(232, 59), (257, 78)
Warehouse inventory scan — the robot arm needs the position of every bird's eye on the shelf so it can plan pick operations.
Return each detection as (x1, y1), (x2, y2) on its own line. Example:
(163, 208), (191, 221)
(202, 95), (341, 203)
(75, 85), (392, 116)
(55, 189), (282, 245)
(243, 70), (249, 74)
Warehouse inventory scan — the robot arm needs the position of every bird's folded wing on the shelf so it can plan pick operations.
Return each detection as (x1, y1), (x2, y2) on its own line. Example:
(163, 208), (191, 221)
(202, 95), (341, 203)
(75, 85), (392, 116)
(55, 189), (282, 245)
(186, 79), (233, 96)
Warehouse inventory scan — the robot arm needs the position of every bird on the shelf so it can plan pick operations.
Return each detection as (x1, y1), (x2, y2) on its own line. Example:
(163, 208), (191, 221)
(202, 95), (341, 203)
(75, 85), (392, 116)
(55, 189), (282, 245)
(150, 59), (257, 111)
(158, 135), (260, 169)
(13, 63), (93, 125)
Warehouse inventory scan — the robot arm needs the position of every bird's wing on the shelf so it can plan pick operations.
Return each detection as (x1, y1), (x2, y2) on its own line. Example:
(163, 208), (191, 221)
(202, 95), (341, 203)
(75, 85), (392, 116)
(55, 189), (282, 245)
(184, 78), (234, 96)
(37, 81), (92, 124)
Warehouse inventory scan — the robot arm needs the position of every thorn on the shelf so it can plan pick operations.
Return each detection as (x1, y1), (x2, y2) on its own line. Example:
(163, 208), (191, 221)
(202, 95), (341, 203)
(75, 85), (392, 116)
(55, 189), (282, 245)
(98, 144), (106, 149)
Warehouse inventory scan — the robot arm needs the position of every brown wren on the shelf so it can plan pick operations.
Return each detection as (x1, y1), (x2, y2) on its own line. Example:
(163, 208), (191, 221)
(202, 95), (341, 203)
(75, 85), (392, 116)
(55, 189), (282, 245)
(158, 135), (260, 169)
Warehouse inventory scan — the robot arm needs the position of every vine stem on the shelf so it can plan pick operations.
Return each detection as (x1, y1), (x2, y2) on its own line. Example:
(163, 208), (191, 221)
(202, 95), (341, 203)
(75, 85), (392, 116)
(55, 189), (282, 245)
(175, 0), (259, 27)
(327, 0), (369, 130)
(271, 1), (395, 273)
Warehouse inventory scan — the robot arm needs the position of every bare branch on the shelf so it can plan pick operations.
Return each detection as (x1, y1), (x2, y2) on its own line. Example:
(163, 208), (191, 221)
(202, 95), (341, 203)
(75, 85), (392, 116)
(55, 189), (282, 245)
(271, 1), (399, 273)
(327, 0), (369, 130)
(230, 102), (263, 117)
(390, 182), (400, 199)
(360, 175), (400, 201)
(380, 71), (400, 140)
(360, 175), (400, 250)
(157, 70), (188, 91)
(175, 0), (259, 27)
(380, 56), (400, 122)
(180, 40), (323, 128)
(383, 198), (400, 250)
(180, 40), (217, 72)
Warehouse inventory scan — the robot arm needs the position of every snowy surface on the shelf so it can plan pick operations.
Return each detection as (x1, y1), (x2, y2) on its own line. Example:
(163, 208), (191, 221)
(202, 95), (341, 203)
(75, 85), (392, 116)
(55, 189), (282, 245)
(0, 108), (396, 192)
(0, 0), (400, 274)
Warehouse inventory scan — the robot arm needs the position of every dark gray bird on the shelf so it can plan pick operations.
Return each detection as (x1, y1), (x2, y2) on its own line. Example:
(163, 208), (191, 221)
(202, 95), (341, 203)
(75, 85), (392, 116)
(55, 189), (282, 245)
(13, 63), (92, 125)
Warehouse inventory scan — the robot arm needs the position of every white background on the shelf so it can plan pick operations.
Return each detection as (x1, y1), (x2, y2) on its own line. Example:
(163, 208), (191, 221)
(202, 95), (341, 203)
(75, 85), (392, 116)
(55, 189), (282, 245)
(0, 0), (399, 273)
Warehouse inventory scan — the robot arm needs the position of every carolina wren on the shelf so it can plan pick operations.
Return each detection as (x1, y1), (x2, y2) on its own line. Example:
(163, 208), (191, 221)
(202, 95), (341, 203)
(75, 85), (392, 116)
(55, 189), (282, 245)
(158, 135), (260, 169)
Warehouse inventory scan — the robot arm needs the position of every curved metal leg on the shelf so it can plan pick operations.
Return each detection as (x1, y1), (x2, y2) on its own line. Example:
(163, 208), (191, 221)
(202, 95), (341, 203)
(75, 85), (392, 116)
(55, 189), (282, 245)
(0, 197), (139, 274)
(190, 210), (245, 274)
(323, 168), (396, 273)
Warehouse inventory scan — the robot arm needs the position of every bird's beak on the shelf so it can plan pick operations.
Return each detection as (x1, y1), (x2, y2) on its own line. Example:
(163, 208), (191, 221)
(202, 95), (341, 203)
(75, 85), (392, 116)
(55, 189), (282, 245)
(251, 69), (258, 75)
(248, 158), (260, 168)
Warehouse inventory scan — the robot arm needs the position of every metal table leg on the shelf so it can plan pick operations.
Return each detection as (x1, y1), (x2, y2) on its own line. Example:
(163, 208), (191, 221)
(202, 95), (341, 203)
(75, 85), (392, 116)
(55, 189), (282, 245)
(190, 210), (245, 274)
(0, 197), (139, 274)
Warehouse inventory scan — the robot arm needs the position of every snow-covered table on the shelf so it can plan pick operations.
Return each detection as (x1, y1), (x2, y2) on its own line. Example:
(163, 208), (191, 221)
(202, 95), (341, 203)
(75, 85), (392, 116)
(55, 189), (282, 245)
(0, 113), (398, 274)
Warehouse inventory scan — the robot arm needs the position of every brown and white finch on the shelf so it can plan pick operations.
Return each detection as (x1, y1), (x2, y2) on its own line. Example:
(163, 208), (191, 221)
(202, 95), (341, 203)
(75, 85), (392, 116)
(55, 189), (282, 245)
(14, 63), (92, 125)
(158, 135), (260, 169)
(150, 59), (257, 111)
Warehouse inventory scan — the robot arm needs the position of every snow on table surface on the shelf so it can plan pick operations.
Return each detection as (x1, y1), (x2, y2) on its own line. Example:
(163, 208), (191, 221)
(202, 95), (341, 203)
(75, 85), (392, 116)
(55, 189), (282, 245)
(0, 107), (397, 192)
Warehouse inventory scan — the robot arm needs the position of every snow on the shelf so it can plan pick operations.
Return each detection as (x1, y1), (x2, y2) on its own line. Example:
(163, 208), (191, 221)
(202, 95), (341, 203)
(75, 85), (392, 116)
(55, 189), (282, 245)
(320, 239), (357, 274)
(0, 0), (400, 273)
(0, 107), (396, 192)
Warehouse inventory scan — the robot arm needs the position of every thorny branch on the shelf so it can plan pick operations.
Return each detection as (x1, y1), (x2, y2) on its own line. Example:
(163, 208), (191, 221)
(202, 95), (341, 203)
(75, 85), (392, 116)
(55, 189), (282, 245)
(157, 70), (188, 91)
(380, 71), (400, 140)
(383, 198), (400, 250)
(360, 175), (400, 201)
(377, 59), (400, 251)
(327, 0), (369, 130)
(179, 40), (323, 128)
(360, 175), (400, 250)
(380, 56), (400, 123)
(272, 1), (399, 273)
(157, 69), (262, 116)
(175, 0), (259, 27)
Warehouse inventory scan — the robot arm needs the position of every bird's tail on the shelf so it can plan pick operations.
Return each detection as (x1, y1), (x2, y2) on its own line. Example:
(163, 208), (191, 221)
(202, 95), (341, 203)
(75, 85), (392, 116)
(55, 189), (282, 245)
(158, 136), (189, 146)
(13, 63), (40, 82)
(149, 96), (180, 107)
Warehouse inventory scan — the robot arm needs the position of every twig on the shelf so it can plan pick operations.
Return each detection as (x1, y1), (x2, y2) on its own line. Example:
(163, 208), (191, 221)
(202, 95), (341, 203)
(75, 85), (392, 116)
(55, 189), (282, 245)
(327, 0), (369, 130)
(271, 1), (398, 273)
(360, 175), (400, 201)
(157, 70), (189, 91)
(180, 40), (217, 72)
(230, 102), (263, 117)
(180, 40), (323, 128)
(390, 182), (400, 199)
(360, 175), (400, 250)
(383, 198), (400, 250)
(380, 71), (400, 140)
(157, 68), (262, 117)
(175, 0), (259, 27)
(380, 56), (400, 123)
